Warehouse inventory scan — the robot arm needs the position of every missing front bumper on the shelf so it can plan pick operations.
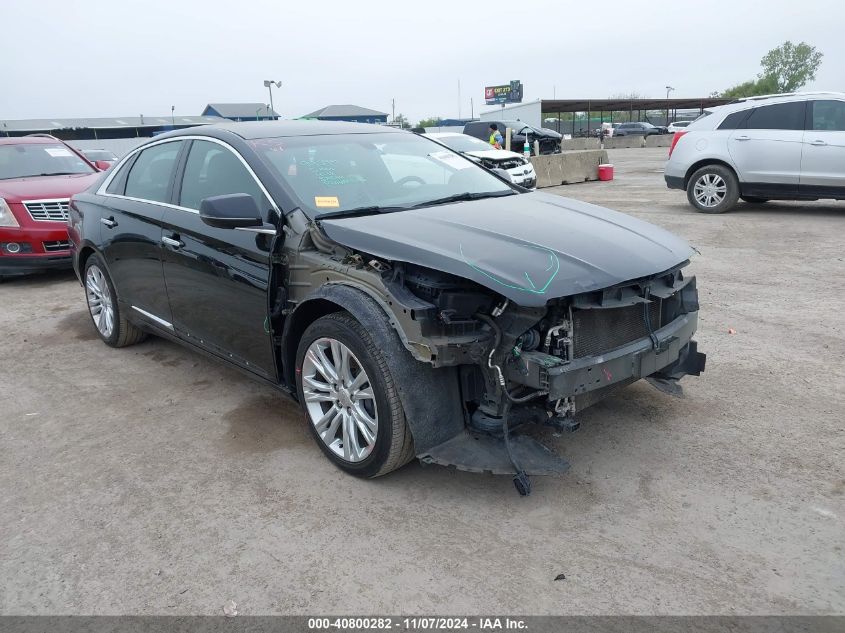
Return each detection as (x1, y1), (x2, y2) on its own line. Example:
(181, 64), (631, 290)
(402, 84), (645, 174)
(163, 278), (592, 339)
(507, 312), (704, 401)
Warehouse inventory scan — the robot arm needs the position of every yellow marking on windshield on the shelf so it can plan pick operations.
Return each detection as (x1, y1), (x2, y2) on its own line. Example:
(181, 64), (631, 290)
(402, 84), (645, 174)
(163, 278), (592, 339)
(314, 196), (340, 208)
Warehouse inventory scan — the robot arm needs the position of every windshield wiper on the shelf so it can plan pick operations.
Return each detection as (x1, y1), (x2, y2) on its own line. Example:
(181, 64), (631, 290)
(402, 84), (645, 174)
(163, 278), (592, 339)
(409, 190), (515, 209)
(38, 172), (81, 176)
(317, 204), (409, 220)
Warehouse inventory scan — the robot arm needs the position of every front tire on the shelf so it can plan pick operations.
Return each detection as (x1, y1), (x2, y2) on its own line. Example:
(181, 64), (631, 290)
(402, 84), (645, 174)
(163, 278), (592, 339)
(687, 164), (739, 214)
(84, 254), (147, 348)
(295, 312), (414, 478)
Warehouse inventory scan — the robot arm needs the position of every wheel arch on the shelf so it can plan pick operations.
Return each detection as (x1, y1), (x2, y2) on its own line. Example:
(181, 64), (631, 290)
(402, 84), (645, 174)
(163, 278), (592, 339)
(281, 283), (465, 455)
(77, 244), (98, 278)
(683, 158), (738, 189)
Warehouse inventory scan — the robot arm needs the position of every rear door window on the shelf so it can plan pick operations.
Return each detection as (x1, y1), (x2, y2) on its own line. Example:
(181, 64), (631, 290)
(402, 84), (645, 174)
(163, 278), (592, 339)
(124, 141), (183, 203)
(744, 102), (806, 130)
(810, 100), (845, 131)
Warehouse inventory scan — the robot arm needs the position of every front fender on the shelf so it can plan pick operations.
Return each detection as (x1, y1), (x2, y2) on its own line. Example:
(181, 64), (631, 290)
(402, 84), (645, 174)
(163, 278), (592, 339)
(283, 284), (465, 454)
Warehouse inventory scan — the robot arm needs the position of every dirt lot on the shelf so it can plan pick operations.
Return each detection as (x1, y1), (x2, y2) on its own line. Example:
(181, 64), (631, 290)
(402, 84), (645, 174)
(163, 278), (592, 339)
(1, 148), (843, 615)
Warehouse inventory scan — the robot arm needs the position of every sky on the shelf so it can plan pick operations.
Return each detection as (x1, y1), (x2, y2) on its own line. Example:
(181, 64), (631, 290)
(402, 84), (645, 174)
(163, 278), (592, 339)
(2, 0), (843, 125)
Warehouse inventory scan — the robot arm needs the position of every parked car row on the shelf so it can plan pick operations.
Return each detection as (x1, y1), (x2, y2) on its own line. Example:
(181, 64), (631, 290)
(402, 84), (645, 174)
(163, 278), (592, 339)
(666, 91), (845, 213)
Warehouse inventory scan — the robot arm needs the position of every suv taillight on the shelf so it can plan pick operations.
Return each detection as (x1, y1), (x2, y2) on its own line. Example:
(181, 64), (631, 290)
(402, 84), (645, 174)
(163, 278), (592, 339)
(669, 131), (687, 157)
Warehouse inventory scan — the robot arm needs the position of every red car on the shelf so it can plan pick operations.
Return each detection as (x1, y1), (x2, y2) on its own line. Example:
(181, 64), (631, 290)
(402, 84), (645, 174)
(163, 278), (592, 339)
(0, 136), (106, 279)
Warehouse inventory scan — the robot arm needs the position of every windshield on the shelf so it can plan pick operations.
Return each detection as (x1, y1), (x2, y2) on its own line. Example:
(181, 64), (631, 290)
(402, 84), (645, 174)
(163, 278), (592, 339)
(0, 143), (95, 180)
(431, 134), (494, 153)
(250, 132), (515, 218)
(502, 120), (530, 134)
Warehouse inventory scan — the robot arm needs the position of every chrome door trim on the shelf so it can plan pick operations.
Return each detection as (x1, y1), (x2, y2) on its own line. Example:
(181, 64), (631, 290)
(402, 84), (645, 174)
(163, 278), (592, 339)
(235, 227), (277, 235)
(96, 135), (281, 216)
(131, 305), (174, 329)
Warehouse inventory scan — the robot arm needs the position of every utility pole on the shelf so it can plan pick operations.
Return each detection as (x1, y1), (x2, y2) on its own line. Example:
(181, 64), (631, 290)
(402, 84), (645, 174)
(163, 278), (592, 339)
(171, 105), (175, 126)
(263, 80), (282, 119)
(665, 85), (675, 126)
(458, 80), (461, 119)
(470, 97), (474, 119)
(392, 98), (395, 125)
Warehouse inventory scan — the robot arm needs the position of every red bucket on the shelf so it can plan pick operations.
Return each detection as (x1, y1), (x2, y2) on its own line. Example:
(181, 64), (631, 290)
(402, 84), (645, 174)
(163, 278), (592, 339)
(598, 163), (614, 181)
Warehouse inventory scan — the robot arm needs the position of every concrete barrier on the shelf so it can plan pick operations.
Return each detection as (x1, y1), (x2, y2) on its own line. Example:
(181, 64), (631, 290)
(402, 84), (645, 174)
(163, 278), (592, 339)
(602, 136), (645, 149)
(529, 149), (609, 188)
(561, 138), (600, 151)
(645, 134), (673, 148)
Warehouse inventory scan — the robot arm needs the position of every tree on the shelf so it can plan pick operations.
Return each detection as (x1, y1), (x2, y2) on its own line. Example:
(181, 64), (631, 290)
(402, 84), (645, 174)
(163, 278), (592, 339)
(720, 74), (778, 99)
(716, 41), (823, 98)
(393, 113), (410, 129)
(417, 116), (442, 128)
(760, 41), (823, 92)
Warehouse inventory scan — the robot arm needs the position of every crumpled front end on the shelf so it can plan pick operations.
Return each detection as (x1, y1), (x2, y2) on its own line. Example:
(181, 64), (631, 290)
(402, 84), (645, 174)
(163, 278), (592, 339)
(417, 263), (706, 491)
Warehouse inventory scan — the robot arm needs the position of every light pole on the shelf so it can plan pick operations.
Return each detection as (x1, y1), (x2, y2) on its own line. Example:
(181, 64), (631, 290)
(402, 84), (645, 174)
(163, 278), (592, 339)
(665, 85), (675, 126)
(171, 105), (175, 127)
(263, 80), (282, 119)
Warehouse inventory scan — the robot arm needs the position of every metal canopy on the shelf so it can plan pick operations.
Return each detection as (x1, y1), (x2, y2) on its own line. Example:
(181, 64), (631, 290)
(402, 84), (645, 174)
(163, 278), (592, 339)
(540, 98), (732, 113)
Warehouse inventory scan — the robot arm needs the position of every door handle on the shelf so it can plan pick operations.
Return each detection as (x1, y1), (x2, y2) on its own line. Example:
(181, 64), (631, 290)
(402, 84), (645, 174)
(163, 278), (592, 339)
(735, 135), (751, 141)
(100, 217), (117, 228)
(810, 140), (828, 146)
(161, 235), (184, 248)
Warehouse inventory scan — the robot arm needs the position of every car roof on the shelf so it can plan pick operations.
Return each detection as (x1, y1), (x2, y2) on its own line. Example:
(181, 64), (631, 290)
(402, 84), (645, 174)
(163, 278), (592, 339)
(157, 119), (406, 141)
(0, 135), (64, 146)
(706, 91), (845, 116)
(424, 132), (464, 138)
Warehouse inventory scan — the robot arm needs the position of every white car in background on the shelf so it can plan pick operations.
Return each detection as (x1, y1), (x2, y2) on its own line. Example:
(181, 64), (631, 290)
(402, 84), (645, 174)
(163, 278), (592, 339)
(424, 132), (537, 189)
(667, 120), (692, 133)
(665, 91), (845, 213)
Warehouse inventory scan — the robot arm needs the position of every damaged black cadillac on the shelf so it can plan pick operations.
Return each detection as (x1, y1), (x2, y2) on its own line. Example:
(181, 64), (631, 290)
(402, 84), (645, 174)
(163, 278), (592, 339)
(68, 121), (705, 494)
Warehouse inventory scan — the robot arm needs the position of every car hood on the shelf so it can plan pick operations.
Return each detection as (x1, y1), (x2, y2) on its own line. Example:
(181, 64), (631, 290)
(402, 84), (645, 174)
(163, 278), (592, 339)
(0, 173), (101, 202)
(465, 149), (524, 161)
(320, 192), (694, 307)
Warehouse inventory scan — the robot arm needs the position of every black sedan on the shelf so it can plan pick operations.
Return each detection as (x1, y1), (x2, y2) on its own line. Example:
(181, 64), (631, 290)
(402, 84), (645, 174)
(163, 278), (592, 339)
(68, 121), (704, 493)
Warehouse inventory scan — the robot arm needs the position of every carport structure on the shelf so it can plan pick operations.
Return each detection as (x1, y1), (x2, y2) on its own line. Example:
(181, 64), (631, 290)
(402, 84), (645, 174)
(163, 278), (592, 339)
(541, 97), (732, 135)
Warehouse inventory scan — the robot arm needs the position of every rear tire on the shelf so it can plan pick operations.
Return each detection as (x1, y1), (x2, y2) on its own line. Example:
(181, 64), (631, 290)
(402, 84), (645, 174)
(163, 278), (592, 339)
(740, 196), (769, 204)
(686, 164), (739, 214)
(84, 253), (147, 348)
(295, 312), (414, 478)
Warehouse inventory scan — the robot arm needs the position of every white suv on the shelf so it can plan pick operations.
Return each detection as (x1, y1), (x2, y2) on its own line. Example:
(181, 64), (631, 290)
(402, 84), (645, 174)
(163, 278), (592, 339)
(665, 92), (845, 213)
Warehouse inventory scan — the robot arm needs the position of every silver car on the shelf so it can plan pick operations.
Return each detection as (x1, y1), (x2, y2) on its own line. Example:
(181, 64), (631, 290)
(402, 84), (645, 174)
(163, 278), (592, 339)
(665, 92), (845, 213)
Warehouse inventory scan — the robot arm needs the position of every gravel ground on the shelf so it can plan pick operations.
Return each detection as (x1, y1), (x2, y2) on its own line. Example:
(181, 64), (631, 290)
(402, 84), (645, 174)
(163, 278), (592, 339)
(1, 148), (842, 615)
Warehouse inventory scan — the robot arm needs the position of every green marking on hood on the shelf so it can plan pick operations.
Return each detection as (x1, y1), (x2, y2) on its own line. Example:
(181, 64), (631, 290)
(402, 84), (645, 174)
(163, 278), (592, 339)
(459, 243), (561, 295)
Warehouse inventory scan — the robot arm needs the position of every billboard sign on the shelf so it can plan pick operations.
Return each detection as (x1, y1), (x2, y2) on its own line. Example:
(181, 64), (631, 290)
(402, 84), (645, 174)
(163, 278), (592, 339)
(485, 80), (524, 105)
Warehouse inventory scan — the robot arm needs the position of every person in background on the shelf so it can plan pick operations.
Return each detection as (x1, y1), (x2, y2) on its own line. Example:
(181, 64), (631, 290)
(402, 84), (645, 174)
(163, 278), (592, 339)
(488, 123), (503, 149)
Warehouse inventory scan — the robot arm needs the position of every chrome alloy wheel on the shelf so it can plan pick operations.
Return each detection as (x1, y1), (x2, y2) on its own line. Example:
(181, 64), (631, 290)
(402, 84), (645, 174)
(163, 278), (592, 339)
(85, 265), (114, 338)
(693, 173), (727, 208)
(301, 337), (378, 462)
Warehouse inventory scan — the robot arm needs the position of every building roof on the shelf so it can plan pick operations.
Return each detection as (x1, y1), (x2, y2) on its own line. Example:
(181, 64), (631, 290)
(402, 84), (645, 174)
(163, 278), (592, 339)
(0, 115), (226, 133)
(303, 105), (388, 119)
(203, 103), (279, 118)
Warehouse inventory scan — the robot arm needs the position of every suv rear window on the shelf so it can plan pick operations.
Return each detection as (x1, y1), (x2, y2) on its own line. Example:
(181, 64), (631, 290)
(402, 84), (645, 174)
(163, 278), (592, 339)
(744, 102), (806, 130)
(717, 110), (749, 130)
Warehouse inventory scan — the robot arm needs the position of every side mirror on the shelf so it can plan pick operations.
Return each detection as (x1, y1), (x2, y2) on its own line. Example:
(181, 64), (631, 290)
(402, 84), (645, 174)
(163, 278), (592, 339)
(94, 160), (112, 171)
(199, 193), (263, 229)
